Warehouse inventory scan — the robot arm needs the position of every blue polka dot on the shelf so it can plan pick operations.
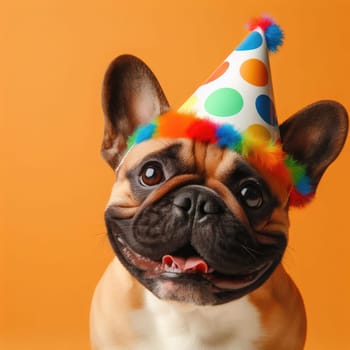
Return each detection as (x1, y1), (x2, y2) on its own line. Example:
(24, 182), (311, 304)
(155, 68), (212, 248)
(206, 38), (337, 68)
(255, 95), (277, 125)
(236, 31), (263, 51)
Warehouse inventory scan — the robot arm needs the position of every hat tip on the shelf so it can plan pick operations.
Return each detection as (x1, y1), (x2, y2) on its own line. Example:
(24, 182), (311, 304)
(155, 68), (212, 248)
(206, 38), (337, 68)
(247, 15), (284, 52)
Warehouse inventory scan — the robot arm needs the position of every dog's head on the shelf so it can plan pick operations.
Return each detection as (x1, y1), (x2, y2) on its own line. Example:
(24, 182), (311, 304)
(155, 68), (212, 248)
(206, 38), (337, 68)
(101, 55), (348, 305)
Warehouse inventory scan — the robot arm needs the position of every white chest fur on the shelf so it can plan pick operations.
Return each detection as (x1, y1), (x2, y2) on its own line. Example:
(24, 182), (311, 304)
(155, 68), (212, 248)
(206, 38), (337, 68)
(130, 290), (263, 350)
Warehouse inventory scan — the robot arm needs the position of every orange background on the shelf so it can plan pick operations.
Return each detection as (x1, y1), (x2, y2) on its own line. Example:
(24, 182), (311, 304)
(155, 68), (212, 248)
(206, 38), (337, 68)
(1, 1), (349, 349)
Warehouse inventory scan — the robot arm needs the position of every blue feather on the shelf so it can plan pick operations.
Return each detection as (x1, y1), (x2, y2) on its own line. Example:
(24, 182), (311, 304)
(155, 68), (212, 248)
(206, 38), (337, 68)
(135, 123), (157, 144)
(216, 124), (242, 148)
(295, 175), (313, 195)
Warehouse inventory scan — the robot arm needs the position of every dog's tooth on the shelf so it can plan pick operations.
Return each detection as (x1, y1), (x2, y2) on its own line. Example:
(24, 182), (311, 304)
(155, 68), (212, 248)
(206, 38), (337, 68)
(164, 263), (181, 273)
(117, 237), (124, 244)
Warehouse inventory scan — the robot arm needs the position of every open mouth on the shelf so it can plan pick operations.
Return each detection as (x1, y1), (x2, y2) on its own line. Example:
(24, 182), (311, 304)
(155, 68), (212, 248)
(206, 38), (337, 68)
(115, 236), (274, 292)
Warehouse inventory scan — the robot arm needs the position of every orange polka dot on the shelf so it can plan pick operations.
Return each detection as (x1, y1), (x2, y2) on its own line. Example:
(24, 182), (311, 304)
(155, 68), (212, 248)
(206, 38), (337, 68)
(204, 61), (229, 84)
(240, 59), (268, 86)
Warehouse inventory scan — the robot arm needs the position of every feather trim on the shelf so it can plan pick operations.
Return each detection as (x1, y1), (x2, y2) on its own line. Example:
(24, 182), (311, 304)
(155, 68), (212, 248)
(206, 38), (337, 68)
(127, 111), (314, 207)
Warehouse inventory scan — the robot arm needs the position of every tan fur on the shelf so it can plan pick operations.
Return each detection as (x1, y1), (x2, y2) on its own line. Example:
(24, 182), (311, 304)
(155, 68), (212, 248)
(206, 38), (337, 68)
(250, 266), (306, 350)
(90, 259), (144, 349)
(91, 139), (307, 349)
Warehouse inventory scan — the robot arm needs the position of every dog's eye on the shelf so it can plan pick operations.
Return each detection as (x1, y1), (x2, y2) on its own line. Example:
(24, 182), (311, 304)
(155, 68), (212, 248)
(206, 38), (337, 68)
(139, 162), (165, 187)
(239, 182), (263, 209)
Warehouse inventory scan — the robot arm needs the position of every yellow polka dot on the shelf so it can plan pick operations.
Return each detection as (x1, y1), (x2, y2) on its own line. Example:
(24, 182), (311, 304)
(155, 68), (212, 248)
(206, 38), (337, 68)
(178, 95), (198, 114)
(245, 124), (271, 142)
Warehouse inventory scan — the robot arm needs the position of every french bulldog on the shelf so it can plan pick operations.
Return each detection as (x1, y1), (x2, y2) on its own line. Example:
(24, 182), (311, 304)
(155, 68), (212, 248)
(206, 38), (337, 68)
(90, 54), (348, 350)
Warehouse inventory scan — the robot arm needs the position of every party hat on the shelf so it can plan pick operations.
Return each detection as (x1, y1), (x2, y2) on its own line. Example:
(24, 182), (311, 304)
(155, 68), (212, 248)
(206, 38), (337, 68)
(178, 15), (283, 143)
(127, 16), (315, 207)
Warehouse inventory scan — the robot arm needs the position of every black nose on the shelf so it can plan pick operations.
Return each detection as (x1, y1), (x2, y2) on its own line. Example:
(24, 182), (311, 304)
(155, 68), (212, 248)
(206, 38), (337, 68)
(173, 186), (223, 221)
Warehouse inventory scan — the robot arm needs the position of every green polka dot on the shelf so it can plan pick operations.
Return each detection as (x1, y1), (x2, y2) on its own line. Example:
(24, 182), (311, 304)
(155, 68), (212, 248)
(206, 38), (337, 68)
(204, 88), (243, 117)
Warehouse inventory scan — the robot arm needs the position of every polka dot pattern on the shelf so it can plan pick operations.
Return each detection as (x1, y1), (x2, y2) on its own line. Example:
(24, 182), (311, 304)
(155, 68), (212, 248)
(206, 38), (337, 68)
(177, 26), (280, 143)
(204, 88), (243, 117)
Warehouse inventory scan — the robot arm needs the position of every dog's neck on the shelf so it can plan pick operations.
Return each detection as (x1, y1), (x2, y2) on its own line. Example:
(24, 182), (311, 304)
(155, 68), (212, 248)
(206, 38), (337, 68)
(129, 287), (262, 350)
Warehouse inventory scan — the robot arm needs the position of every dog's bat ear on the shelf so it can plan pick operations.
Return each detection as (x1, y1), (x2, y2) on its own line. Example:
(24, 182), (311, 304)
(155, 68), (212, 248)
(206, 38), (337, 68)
(280, 100), (348, 188)
(101, 54), (170, 169)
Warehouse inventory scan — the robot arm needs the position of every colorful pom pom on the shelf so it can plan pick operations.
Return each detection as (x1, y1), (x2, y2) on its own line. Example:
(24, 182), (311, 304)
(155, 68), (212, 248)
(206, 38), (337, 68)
(248, 15), (275, 32)
(157, 111), (196, 139)
(289, 188), (315, 207)
(216, 124), (242, 148)
(265, 24), (284, 52)
(247, 142), (284, 171)
(295, 175), (313, 196)
(285, 156), (306, 182)
(135, 123), (157, 144)
(247, 15), (284, 52)
(186, 119), (218, 144)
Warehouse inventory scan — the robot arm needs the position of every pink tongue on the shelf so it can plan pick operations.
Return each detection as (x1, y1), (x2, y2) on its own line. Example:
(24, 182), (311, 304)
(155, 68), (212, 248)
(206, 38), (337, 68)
(162, 255), (208, 273)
